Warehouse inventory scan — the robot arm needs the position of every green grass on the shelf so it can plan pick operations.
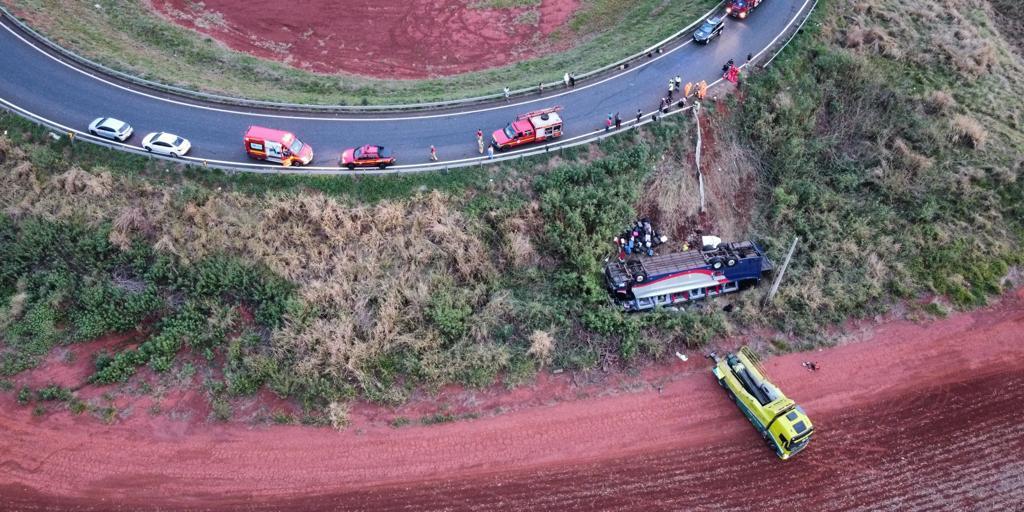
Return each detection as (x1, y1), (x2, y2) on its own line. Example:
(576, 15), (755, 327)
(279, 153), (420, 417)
(737, 0), (1024, 333)
(4, 0), (716, 105)
(1, 0), (1020, 420)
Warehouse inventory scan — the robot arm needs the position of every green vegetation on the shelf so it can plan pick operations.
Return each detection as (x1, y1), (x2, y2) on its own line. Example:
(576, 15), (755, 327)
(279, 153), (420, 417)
(1, 0), (1021, 425)
(737, 0), (1024, 333)
(4, 0), (716, 104)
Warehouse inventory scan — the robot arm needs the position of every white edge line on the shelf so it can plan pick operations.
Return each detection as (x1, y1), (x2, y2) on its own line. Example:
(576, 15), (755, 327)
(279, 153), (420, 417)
(1, 12), (704, 122)
(0, 0), (813, 172)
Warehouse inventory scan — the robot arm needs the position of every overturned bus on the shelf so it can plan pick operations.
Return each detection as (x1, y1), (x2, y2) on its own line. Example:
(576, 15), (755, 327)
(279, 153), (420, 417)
(605, 239), (774, 312)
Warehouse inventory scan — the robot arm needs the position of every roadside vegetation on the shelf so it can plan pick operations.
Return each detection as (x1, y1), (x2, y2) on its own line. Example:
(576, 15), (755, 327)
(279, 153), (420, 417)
(1, 0), (1021, 424)
(4, 0), (716, 105)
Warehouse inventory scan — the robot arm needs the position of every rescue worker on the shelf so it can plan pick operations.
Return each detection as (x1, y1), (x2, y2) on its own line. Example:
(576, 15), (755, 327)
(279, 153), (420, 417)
(684, 81), (693, 99)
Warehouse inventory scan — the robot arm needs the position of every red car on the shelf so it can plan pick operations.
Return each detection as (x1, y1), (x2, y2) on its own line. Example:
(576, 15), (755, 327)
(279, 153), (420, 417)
(726, 0), (764, 19)
(339, 144), (395, 169)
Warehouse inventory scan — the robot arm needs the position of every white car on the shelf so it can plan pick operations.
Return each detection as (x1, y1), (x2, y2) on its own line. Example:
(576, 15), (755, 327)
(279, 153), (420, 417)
(141, 132), (192, 157)
(88, 117), (133, 141)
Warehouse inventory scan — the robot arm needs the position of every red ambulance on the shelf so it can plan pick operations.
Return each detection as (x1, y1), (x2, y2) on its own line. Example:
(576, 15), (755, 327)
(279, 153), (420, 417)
(243, 126), (313, 166)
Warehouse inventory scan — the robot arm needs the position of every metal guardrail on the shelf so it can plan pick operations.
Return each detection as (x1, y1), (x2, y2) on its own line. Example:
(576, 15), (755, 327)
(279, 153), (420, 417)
(762, 0), (819, 68)
(0, 2), (723, 113)
(0, 95), (699, 176)
(0, 0), (818, 176)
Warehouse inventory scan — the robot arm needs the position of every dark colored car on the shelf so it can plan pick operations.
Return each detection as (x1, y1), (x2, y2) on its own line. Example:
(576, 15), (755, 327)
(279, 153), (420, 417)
(340, 144), (395, 169)
(693, 17), (725, 43)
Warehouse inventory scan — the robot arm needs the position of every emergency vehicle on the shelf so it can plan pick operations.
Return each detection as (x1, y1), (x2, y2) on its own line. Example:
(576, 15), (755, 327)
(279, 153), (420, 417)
(491, 107), (563, 151)
(243, 126), (313, 166)
(726, 0), (764, 19)
(605, 238), (774, 312)
(340, 144), (395, 169)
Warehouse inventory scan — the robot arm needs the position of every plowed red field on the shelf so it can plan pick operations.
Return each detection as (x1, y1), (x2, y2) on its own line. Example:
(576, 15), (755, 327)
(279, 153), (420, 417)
(147, 0), (580, 78)
(2, 288), (1023, 511)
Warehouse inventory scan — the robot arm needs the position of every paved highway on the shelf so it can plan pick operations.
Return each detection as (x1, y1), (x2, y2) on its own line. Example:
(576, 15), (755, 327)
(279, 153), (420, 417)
(0, 0), (813, 172)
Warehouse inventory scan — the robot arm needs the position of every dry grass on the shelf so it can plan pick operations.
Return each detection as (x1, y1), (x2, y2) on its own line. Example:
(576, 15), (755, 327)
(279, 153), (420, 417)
(0, 151), (546, 400)
(527, 329), (554, 367)
(949, 114), (989, 149)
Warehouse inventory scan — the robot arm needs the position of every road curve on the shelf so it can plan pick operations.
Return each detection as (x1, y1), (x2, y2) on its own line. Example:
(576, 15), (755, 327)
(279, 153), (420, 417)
(0, 1), (813, 173)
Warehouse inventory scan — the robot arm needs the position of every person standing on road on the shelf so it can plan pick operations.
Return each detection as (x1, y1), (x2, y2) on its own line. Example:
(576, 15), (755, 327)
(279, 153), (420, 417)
(563, 72), (570, 87)
(538, 82), (544, 95)
(674, 75), (682, 90)
(569, 73), (576, 88)
(503, 86), (511, 101)
(660, 97), (668, 113)
(430, 145), (438, 161)
(476, 129), (484, 154)
(684, 81), (693, 99)
(667, 79), (675, 101)
(487, 145), (495, 160)
(636, 109), (643, 124)
(614, 112), (622, 130)
(605, 113), (613, 132)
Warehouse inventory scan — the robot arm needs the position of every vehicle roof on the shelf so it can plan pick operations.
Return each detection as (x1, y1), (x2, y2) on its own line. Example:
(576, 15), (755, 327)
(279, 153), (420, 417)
(512, 119), (534, 132)
(245, 125), (295, 141)
(706, 16), (723, 24)
(530, 112), (562, 128)
(358, 144), (381, 154)
(99, 117), (127, 129)
(154, 132), (181, 144)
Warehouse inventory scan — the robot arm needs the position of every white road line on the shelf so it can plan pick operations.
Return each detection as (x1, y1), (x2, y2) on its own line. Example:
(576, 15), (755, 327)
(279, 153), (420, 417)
(0, 17), (701, 122)
(0, 0), (814, 172)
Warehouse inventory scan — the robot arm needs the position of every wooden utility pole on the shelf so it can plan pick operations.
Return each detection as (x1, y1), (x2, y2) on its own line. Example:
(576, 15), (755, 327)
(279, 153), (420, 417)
(764, 236), (799, 306)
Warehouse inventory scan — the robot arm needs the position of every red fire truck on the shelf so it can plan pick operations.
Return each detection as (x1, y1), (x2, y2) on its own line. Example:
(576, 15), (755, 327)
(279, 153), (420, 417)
(243, 126), (313, 166)
(725, 0), (764, 19)
(491, 107), (563, 151)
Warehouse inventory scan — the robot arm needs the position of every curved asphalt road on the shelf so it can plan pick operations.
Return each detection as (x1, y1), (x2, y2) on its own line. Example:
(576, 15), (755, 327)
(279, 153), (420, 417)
(0, 0), (812, 172)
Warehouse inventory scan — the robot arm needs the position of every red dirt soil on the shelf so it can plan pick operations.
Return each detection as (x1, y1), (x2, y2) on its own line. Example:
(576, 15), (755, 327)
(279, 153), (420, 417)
(147, 0), (581, 79)
(3, 288), (1024, 510)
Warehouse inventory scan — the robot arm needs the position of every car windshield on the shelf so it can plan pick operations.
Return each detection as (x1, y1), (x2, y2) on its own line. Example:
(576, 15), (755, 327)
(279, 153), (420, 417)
(502, 125), (517, 139)
(290, 139), (305, 153)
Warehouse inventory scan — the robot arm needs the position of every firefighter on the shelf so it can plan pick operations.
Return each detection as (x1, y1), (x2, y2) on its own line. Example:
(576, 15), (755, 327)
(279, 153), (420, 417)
(684, 81), (693, 99)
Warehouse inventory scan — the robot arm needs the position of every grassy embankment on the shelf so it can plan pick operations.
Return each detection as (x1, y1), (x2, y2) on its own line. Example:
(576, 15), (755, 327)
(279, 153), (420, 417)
(4, 0), (716, 105)
(1, 0), (1022, 424)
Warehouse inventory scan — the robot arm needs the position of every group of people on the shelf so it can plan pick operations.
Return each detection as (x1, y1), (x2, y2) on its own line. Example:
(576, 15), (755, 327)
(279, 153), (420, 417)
(605, 112), (622, 132)
(613, 218), (669, 260)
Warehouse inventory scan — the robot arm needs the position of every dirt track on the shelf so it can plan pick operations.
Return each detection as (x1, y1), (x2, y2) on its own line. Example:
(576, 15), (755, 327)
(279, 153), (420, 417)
(2, 288), (1024, 511)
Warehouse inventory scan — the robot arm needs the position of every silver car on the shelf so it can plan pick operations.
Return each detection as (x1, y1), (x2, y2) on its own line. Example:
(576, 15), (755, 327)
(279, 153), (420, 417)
(88, 117), (133, 142)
